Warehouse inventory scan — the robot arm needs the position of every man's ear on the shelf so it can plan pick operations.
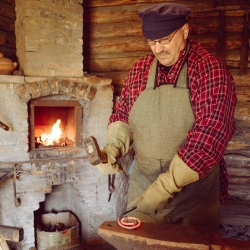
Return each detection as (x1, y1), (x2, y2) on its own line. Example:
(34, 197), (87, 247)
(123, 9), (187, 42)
(183, 23), (189, 40)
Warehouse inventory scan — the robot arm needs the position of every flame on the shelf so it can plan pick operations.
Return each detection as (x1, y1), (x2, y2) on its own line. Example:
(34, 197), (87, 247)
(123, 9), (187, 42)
(37, 119), (62, 146)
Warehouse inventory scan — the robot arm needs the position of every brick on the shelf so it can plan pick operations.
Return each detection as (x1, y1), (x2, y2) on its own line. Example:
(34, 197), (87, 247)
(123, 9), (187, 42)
(60, 80), (71, 94)
(48, 79), (59, 94)
(77, 83), (88, 98)
(17, 85), (31, 102)
(86, 87), (97, 101)
(25, 82), (41, 98)
(70, 81), (79, 97)
(39, 80), (50, 96)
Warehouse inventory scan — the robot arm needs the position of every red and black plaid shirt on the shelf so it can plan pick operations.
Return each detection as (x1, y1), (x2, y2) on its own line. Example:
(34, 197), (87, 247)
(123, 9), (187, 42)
(109, 40), (237, 203)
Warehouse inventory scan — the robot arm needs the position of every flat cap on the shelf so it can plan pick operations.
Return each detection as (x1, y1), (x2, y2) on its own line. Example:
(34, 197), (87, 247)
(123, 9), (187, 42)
(139, 3), (191, 40)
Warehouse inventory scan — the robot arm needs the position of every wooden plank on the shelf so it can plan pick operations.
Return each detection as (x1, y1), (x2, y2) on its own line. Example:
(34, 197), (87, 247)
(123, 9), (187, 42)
(0, 225), (23, 242)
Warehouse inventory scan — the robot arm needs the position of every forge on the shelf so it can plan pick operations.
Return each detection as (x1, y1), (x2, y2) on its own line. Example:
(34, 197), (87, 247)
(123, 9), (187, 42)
(29, 99), (83, 150)
(0, 76), (129, 250)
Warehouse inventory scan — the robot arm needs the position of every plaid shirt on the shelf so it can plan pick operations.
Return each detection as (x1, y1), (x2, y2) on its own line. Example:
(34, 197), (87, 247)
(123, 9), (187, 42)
(109, 40), (237, 203)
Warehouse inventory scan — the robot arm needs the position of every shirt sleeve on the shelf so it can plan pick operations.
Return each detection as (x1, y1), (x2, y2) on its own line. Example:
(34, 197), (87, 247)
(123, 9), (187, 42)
(178, 55), (237, 178)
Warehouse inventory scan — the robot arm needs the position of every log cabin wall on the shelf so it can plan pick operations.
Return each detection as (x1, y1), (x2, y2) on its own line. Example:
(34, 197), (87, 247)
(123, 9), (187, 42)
(83, 0), (250, 95)
(0, 0), (16, 62)
(83, 0), (250, 226)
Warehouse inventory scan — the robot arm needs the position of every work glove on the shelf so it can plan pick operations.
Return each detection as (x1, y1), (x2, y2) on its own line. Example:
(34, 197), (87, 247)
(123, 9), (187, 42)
(96, 121), (131, 175)
(128, 153), (199, 216)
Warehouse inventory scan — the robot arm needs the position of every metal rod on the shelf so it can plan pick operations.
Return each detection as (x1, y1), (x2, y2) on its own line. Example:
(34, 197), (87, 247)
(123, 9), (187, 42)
(0, 121), (9, 131)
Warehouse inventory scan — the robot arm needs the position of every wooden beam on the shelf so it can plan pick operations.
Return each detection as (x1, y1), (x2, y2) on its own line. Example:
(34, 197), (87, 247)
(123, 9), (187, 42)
(0, 225), (23, 242)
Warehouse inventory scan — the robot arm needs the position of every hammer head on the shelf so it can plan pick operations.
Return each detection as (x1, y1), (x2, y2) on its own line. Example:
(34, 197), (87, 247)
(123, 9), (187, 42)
(83, 136), (105, 166)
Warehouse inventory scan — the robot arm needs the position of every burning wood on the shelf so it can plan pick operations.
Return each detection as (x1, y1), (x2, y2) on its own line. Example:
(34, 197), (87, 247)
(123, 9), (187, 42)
(35, 137), (74, 148)
(35, 119), (74, 148)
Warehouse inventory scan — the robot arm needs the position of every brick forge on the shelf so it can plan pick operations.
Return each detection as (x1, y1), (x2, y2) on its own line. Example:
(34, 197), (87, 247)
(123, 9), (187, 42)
(0, 75), (129, 250)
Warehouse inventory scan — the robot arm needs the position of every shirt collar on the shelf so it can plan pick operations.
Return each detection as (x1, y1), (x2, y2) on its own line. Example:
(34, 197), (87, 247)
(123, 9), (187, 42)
(158, 41), (189, 84)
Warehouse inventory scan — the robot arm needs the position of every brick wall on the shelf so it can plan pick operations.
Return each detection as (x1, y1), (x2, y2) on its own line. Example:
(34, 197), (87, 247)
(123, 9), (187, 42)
(15, 0), (83, 77)
(0, 75), (129, 249)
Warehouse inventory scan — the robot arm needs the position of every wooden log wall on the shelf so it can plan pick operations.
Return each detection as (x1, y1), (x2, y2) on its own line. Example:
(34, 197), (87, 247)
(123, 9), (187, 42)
(0, 0), (16, 61)
(83, 0), (250, 209)
(83, 0), (250, 94)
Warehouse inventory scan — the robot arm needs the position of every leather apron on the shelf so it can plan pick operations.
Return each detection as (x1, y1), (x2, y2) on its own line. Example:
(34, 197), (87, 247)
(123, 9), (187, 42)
(128, 57), (220, 230)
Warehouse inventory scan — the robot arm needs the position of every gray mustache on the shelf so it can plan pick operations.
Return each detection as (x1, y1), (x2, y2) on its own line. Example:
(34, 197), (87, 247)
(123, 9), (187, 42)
(155, 50), (170, 57)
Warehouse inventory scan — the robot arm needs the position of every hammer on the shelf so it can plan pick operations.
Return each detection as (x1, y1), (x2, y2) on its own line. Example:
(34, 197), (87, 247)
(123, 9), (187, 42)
(83, 136), (115, 202)
(83, 136), (107, 166)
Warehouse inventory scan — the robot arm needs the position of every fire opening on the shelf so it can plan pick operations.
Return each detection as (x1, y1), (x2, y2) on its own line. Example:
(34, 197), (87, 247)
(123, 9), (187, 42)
(29, 99), (83, 151)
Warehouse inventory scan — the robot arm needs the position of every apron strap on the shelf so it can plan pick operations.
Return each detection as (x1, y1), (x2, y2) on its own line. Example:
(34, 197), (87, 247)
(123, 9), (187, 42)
(146, 42), (191, 90)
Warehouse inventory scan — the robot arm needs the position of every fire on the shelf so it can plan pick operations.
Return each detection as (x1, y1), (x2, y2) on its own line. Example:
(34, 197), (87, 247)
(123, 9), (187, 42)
(37, 119), (62, 146)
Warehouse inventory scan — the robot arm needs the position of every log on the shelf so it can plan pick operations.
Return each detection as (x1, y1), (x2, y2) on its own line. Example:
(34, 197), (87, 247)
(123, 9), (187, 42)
(228, 184), (250, 201)
(0, 15), (15, 32)
(83, 2), (244, 24)
(220, 204), (250, 226)
(225, 153), (250, 168)
(0, 30), (16, 48)
(88, 70), (250, 94)
(227, 167), (250, 176)
(233, 75), (250, 87)
(228, 176), (250, 185)
(0, 225), (23, 242)
(84, 0), (243, 15)
(0, 1), (15, 19)
(84, 17), (244, 39)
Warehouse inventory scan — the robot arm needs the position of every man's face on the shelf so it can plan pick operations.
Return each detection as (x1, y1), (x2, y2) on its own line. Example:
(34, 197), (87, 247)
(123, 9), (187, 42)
(148, 24), (189, 67)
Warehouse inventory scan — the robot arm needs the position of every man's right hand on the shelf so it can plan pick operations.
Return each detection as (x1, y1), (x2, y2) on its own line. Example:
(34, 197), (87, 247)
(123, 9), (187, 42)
(96, 121), (131, 175)
(96, 147), (123, 175)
